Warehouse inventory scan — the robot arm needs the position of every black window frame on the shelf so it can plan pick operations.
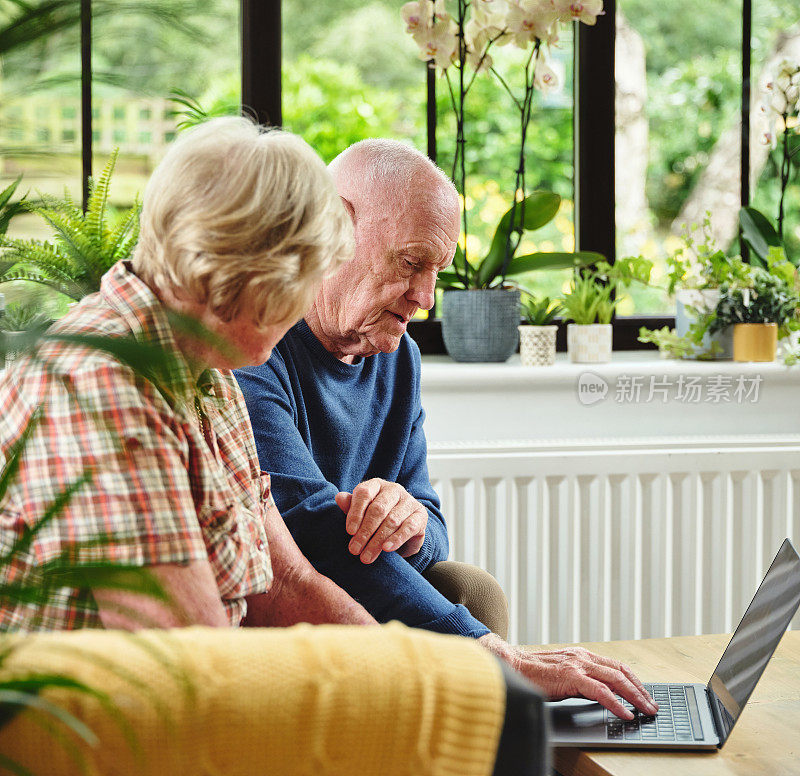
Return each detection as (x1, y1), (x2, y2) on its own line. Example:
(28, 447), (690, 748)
(74, 0), (754, 354)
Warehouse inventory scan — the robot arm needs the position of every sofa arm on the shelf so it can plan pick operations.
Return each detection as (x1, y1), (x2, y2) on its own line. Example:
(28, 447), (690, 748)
(0, 623), (509, 776)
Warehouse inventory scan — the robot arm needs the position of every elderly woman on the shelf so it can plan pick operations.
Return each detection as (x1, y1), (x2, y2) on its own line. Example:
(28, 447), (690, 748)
(0, 117), (377, 631)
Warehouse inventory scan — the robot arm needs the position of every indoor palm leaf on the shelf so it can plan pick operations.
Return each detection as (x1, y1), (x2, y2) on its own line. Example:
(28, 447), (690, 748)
(0, 151), (140, 301)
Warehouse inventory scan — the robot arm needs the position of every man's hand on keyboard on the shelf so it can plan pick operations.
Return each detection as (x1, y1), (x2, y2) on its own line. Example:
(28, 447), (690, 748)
(478, 635), (659, 720)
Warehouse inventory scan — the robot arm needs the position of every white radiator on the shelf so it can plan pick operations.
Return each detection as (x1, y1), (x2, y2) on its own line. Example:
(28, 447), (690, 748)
(427, 436), (800, 646)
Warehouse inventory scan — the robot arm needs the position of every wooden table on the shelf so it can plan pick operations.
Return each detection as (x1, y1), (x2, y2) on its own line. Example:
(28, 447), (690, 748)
(542, 631), (800, 776)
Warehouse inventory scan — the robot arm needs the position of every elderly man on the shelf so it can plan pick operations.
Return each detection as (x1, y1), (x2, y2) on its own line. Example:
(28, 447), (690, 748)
(235, 139), (658, 720)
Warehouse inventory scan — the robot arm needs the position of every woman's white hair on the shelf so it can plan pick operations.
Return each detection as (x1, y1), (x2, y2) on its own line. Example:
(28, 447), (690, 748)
(132, 116), (353, 326)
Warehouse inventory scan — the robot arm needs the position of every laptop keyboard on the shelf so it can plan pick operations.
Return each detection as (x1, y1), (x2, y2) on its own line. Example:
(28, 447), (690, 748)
(605, 684), (704, 742)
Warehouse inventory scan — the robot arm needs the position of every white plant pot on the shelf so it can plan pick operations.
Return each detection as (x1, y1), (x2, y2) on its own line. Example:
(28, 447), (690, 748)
(518, 325), (557, 366)
(567, 323), (612, 363)
(675, 288), (732, 359)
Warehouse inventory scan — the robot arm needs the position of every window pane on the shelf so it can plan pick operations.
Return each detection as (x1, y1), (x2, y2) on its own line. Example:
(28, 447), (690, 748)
(437, 30), (575, 307)
(92, 1), (240, 240)
(0, 8), (82, 316)
(282, 0), (427, 164)
(0, 2), (240, 317)
(616, 1), (743, 316)
(751, 1), (800, 263)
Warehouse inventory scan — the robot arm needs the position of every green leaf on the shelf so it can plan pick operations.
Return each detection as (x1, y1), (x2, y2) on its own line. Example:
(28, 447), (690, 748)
(435, 267), (466, 291)
(86, 150), (120, 262)
(739, 206), (782, 266)
(0, 176), (23, 212)
(788, 134), (800, 166)
(0, 689), (98, 747)
(476, 191), (561, 287)
(0, 408), (42, 508)
(0, 674), (111, 731)
(505, 250), (602, 276)
(0, 471), (91, 570)
(43, 333), (189, 402)
(0, 752), (35, 776)
(40, 564), (168, 603)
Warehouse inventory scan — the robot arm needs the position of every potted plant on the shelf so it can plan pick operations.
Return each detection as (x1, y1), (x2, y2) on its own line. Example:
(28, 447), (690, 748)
(710, 265), (799, 362)
(0, 151), (139, 302)
(518, 294), (562, 366)
(401, 0), (603, 362)
(666, 219), (753, 359)
(0, 300), (52, 365)
(436, 192), (600, 362)
(562, 257), (652, 363)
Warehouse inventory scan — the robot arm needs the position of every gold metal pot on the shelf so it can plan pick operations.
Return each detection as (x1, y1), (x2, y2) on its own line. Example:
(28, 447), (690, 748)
(733, 323), (778, 362)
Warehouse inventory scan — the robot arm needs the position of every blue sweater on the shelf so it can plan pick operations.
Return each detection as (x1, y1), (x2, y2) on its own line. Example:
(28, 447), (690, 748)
(235, 320), (489, 638)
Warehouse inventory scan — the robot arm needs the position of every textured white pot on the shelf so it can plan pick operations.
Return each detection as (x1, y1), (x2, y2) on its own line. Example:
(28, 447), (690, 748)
(518, 325), (557, 366)
(567, 323), (612, 363)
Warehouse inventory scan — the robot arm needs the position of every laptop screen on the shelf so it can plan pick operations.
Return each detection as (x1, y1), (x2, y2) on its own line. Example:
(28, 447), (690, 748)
(707, 538), (800, 743)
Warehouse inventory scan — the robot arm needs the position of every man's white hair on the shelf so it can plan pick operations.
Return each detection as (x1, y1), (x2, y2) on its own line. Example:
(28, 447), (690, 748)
(328, 139), (457, 207)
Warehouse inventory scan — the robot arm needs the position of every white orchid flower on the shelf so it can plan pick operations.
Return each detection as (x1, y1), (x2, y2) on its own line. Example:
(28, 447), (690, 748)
(466, 47), (494, 72)
(550, 0), (604, 25)
(401, 1), (436, 35)
(415, 18), (459, 70)
(771, 89), (790, 115)
(760, 130), (777, 149)
(534, 58), (559, 92)
(776, 58), (800, 79)
(504, 1), (558, 47)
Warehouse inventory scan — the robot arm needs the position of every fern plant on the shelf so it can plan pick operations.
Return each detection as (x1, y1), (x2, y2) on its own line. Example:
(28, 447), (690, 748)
(0, 302), (51, 332)
(0, 152), (140, 301)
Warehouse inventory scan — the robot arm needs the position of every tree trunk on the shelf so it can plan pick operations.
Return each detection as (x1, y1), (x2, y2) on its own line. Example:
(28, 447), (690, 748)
(615, 12), (650, 257)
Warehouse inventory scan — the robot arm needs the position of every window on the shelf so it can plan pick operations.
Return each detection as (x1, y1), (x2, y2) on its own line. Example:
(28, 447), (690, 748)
(0, 1), (239, 320)
(751, 1), (800, 261)
(615, 1), (743, 317)
(5, 1), (795, 347)
(281, 0), (425, 164)
(91, 2), (239, 220)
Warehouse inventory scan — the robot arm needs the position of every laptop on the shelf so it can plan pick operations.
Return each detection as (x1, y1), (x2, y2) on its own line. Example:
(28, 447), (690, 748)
(548, 537), (800, 750)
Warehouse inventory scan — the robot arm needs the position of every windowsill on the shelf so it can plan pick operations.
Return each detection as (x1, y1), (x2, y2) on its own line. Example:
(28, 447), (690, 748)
(419, 353), (800, 444)
(421, 351), (799, 386)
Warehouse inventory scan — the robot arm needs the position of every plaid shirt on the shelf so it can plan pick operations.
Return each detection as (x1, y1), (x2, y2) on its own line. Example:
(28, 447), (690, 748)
(0, 261), (273, 630)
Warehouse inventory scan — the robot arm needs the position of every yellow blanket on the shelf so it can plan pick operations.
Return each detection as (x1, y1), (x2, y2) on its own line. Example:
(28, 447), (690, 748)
(0, 622), (505, 776)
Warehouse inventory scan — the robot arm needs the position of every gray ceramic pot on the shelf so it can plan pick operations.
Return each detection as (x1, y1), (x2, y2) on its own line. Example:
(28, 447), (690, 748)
(441, 288), (520, 362)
